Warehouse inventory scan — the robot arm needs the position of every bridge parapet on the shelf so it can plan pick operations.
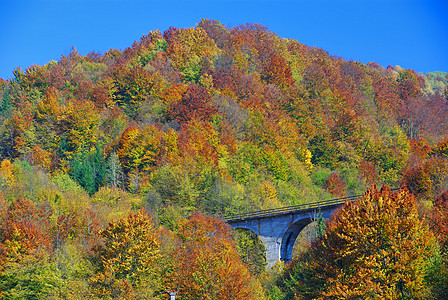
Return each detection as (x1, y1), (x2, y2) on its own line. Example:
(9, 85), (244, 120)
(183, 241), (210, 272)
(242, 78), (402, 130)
(226, 194), (360, 223)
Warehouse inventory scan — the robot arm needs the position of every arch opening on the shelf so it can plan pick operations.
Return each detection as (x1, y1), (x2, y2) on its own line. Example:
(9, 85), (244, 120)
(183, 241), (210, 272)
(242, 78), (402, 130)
(280, 218), (313, 263)
(233, 228), (267, 275)
(280, 213), (325, 264)
(291, 220), (324, 259)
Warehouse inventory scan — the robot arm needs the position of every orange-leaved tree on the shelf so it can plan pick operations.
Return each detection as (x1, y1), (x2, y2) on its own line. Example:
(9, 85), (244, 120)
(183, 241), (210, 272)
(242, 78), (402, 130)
(117, 124), (165, 175)
(430, 189), (448, 248)
(166, 212), (265, 300)
(0, 197), (52, 265)
(0, 197), (54, 298)
(324, 171), (346, 198)
(168, 84), (218, 124)
(282, 186), (437, 299)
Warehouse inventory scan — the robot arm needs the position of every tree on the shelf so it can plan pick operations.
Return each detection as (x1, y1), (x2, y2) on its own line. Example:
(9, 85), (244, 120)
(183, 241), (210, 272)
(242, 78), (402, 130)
(308, 133), (339, 169)
(166, 212), (265, 300)
(111, 65), (164, 117)
(105, 151), (124, 188)
(358, 159), (379, 186)
(430, 189), (448, 248)
(401, 156), (448, 201)
(282, 186), (437, 299)
(397, 69), (424, 101)
(0, 197), (52, 262)
(68, 145), (106, 195)
(261, 54), (295, 89)
(164, 26), (219, 82)
(117, 124), (165, 176)
(59, 99), (99, 158)
(372, 75), (399, 115)
(363, 126), (410, 185)
(90, 210), (162, 299)
(168, 83), (218, 123)
(427, 189), (448, 298)
(324, 171), (346, 197)
(197, 19), (230, 48)
(229, 23), (279, 73)
(0, 197), (55, 299)
(0, 159), (15, 186)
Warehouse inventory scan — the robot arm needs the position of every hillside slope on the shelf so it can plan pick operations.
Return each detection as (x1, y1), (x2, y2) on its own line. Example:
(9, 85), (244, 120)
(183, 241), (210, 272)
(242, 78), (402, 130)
(1, 19), (448, 300)
(1, 20), (447, 213)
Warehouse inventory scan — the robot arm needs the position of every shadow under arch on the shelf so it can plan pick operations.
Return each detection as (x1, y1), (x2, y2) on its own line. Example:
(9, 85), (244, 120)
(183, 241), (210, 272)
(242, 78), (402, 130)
(280, 217), (314, 263)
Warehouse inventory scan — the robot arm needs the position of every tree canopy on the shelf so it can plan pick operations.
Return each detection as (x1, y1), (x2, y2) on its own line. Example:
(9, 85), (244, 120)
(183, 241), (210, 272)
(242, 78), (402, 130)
(0, 19), (447, 299)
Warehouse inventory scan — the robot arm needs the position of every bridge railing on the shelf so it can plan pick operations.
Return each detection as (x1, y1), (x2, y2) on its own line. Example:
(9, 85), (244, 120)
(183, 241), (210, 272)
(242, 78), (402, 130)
(226, 188), (401, 222)
(225, 194), (357, 222)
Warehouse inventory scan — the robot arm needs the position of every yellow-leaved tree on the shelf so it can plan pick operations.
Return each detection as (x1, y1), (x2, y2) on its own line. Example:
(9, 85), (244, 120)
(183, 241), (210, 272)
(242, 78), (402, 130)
(282, 186), (437, 299)
(90, 210), (162, 299)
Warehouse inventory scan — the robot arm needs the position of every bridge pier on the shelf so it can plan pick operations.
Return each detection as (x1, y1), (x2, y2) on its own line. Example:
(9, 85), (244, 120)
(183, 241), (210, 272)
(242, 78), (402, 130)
(258, 236), (282, 268)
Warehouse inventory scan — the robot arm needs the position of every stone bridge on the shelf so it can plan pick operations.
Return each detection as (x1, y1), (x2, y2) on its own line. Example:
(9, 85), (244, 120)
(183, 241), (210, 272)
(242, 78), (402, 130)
(226, 194), (361, 268)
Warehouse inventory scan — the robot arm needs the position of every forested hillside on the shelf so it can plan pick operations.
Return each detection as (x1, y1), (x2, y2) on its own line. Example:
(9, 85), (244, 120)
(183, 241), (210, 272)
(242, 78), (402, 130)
(1, 20), (448, 299)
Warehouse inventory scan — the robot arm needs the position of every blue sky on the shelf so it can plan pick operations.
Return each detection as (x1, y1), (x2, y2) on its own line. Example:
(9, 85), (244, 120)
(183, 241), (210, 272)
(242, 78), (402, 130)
(1, 0), (447, 80)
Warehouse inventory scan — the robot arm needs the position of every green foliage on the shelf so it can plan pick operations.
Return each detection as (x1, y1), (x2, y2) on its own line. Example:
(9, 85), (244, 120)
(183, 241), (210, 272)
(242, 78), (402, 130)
(0, 85), (12, 117)
(136, 40), (168, 68)
(112, 65), (163, 117)
(0, 259), (61, 300)
(425, 250), (448, 299)
(149, 165), (199, 210)
(13, 159), (33, 172)
(80, 60), (107, 83)
(1, 19), (448, 299)
(165, 26), (219, 83)
(424, 71), (448, 95)
(117, 125), (164, 176)
(338, 164), (363, 194)
(261, 148), (290, 181)
(181, 57), (203, 82)
(234, 229), (267, 276)
(364, 126), (410, 185)
(69, 146), (106, 195)
(310, 167), (332, 188)
(308, 134), (339, 169)
(156, 204), (184, 231)
(51, 173), (82, 193)
(90, 186), (142, 222)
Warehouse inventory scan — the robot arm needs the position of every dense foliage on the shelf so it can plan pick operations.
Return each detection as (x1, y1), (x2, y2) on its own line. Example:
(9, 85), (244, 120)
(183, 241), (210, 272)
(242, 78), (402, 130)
(1, 19), (448, 299)
(280, 186), (438, 299)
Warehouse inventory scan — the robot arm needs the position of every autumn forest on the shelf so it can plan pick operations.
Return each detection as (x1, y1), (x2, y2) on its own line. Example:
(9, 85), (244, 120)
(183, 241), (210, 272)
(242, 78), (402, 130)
(1, 19), (448, 299)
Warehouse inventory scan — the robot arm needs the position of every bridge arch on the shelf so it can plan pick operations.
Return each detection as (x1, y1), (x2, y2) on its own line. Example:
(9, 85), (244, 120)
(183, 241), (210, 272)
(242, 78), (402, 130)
(229, 214), (324, 268)
(226, 194), (361, 268)
(280, 217), (314, 263)
(230, 223), (257, 233)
